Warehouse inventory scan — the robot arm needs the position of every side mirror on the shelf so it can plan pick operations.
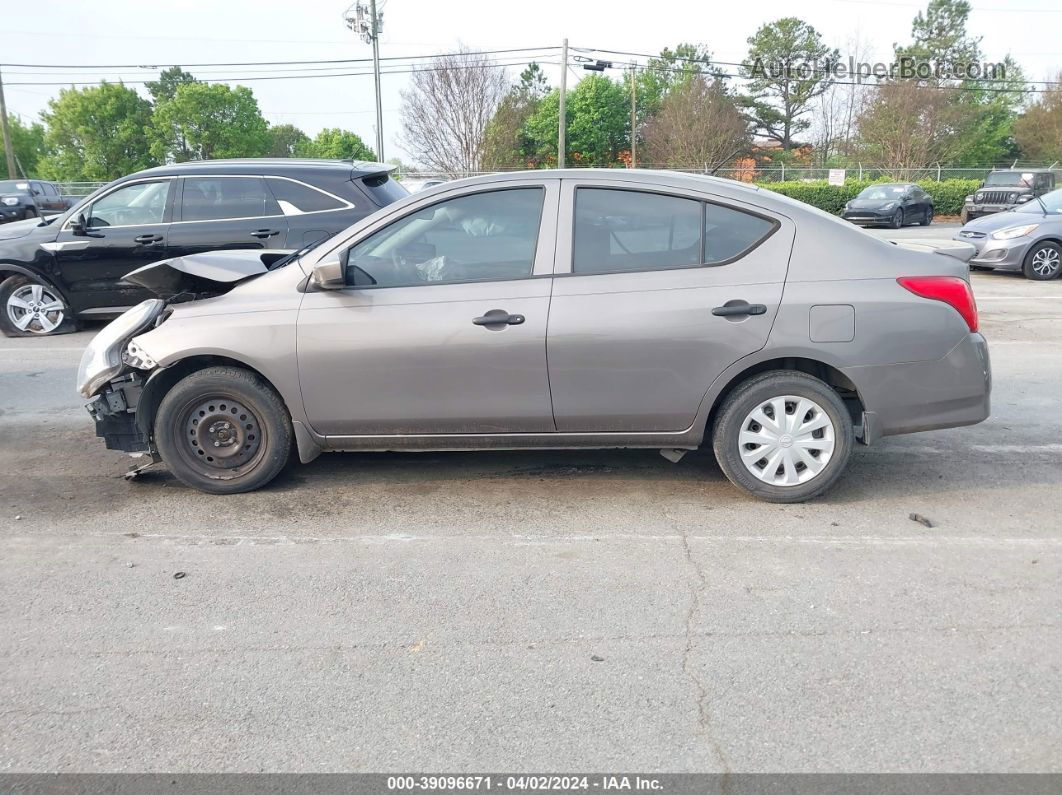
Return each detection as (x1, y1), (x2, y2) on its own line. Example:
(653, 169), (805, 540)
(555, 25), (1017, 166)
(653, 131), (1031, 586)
(311, 258), (346, 289)
(70, 213), (88, 235)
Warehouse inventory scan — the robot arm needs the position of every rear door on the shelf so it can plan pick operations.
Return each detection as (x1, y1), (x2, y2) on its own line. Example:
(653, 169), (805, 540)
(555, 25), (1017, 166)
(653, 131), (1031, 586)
(165, 175), (290, 258)
(545, 180), (794, 432)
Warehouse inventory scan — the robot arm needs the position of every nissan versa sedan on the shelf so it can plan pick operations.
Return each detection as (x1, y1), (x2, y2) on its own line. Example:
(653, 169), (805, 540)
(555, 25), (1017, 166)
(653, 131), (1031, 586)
(954, 188), (1062, 280)
(77, 170), (991, 503)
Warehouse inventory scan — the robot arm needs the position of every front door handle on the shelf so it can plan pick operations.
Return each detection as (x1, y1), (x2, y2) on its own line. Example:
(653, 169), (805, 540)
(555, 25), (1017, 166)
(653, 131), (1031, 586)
(712, 301), (767, 317)
(251, 229), (279, 239)
(134, 234), (163, 245)
(473, 310), (525, 327)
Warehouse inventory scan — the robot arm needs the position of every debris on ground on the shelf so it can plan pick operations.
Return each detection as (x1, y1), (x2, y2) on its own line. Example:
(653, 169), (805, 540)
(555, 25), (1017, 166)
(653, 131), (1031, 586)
(590, 655), (605, 662)
(173, 571), (187, 580)
(909, 513), (934, 528)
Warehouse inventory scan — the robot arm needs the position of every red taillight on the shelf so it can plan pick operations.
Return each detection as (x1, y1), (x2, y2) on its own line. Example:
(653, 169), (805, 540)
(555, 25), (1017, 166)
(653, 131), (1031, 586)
(897, 276), (979, 333)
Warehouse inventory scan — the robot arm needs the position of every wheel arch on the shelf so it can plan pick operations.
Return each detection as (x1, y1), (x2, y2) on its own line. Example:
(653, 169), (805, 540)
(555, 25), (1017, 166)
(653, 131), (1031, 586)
(136, 354), (321, 464)
(0, 264), (68, 299)
(701, 354), (866, 441)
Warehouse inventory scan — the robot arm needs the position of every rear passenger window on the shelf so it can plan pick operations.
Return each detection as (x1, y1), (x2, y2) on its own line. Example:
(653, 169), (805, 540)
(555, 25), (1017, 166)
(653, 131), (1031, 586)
(181, 177), (280, 222)
(574, 189), (701, 274)
(703, 203), (776, 264)
(266, 177), (347, 215)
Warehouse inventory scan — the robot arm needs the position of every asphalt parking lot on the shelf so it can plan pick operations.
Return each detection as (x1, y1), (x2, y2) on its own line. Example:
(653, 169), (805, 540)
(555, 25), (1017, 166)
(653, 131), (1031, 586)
(1, 223), (1060, 772)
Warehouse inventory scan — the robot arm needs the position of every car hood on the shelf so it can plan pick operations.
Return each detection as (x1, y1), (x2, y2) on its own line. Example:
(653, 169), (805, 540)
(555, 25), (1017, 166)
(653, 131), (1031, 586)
(0, 216), (50, 241)
(848, 198), (898, 210)
(958, 210), (1050, 234)
(123, 249), (291, 298)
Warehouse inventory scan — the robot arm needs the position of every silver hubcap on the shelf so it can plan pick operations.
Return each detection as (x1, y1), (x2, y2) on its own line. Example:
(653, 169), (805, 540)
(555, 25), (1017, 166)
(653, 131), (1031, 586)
(6, 283), (65, 334)
(738, 395), (836, 486)
(1031, 247), (1060, 277)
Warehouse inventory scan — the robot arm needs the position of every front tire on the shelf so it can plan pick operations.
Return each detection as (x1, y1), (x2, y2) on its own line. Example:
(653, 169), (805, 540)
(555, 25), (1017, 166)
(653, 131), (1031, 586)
(0, 275), (78, 337)
(22, 207), (37, 221)
(711, 371), (854, 503)
(889, 209), (903, 229)
(1022, 241), (1062, 281)
(920, 207), (933, 226)
(154, 366), (293, 494)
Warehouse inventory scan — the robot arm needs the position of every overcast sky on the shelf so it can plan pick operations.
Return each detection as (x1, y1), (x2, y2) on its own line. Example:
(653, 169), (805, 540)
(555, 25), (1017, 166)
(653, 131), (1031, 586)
(2, 0), (1059, 165)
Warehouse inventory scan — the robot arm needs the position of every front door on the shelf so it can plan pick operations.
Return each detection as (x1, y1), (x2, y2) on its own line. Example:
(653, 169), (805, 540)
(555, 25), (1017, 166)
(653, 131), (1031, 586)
(297, 183), (558, 436)
(546, 182), (794, 432)
(50, 178), (174, 311)
(165, 175), (290, 258)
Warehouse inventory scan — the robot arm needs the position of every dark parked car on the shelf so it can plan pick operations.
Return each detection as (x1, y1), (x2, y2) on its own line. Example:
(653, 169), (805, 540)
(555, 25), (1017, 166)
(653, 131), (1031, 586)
(961, 169), (1056, 223)
(0, 159), (406, 336)
(840, 183), (934, 228)
(0, 179), (76, 224)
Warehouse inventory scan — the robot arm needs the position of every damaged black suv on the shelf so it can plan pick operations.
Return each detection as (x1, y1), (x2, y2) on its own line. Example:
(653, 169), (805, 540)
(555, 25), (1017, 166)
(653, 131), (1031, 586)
(0, 158), (407, 336)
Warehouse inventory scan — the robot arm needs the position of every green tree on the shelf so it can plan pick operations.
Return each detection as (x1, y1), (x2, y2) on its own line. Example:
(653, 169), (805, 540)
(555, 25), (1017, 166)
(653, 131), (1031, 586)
(149, 82), (270, 162)
(38, 82), (156, 181)
(145, 66), (197, 104)
(630, 44), (716, 123)
(739, 18), (839, 151)
(0, 116), (47, 179)
(482, 63), (551, 168)
(525, 74), (629, 167)
(267, 123), (310, 157)
(295, 128), (375, 160)
(1014, 74), (1062, 162)
(876, 0), (1026, 165)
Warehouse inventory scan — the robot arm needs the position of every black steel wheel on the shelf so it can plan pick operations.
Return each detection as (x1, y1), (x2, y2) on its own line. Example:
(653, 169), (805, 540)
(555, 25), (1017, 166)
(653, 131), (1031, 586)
(154, 366), (292, 494)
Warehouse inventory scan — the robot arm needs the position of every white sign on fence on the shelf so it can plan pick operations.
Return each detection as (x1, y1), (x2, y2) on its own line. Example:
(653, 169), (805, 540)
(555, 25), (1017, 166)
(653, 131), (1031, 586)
(828, 169), (846, 186)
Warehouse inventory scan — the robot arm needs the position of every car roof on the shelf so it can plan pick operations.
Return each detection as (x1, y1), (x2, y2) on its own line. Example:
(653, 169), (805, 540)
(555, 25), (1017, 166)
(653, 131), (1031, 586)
(125, 158), (394, 180)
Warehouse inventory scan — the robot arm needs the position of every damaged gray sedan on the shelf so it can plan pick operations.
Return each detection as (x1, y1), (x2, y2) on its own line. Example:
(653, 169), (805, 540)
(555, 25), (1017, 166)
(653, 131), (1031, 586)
(78, 170), (991, 502)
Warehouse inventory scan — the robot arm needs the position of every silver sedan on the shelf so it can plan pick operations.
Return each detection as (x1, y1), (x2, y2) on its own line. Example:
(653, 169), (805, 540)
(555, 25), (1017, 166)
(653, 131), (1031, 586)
(954, 189), (1062, 280)
(77, 170), (991, 502)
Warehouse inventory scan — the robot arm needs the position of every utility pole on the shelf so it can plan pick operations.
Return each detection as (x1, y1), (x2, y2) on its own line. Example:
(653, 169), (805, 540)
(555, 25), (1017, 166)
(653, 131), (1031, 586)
(369, 0), (384, 162)
(345, 2), (385, 162)
(629, 64), (637, 169)
(558, 38), (567, 169)
(0, 67), (17, 179)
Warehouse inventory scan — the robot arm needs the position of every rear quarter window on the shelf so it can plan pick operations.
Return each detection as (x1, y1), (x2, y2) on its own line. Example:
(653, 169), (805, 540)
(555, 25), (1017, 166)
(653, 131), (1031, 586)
(266, 177), (348, 214)
(704, 203), (777, 264)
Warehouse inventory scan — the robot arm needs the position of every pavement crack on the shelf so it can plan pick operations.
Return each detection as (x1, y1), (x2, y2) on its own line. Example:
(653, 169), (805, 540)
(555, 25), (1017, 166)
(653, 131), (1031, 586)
(680, 526), (732, 776)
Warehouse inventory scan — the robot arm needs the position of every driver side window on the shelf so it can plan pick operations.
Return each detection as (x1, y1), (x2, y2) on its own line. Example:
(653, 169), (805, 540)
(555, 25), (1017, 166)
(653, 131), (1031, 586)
(86, 180), (171, 228)
(345, 187), (545, 288)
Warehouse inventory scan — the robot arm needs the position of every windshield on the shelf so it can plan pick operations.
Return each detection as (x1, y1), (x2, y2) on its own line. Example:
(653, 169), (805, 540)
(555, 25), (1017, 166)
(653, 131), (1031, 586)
(984, 172), (1034, 188)
(1015, 189), (1062, 215)
(857, 185), (907, 200)
(0, 180), (31, 194)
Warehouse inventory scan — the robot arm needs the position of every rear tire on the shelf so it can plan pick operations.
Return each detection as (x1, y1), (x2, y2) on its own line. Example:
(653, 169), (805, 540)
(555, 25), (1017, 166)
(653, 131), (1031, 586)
(1022, 241), (1062, 281)
(154, 366), (293, 494)
(711, 371), (854, 503)
(0, 275), (79, 337)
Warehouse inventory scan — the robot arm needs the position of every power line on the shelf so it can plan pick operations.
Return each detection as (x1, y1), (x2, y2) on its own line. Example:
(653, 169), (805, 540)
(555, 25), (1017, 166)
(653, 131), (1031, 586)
(0, 46), (560, 71)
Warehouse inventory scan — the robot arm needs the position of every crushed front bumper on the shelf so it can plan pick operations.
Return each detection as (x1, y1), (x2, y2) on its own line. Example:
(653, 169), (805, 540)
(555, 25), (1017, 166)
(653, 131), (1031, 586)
(86, 373), (151, 454)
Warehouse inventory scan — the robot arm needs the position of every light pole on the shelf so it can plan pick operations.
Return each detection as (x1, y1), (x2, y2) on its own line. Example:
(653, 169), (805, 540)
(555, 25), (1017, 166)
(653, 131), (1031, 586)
(345, 2), (386, 162)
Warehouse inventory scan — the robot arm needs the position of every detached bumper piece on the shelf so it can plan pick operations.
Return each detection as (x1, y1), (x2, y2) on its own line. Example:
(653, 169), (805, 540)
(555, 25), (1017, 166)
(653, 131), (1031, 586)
(86, 373), (151, 454)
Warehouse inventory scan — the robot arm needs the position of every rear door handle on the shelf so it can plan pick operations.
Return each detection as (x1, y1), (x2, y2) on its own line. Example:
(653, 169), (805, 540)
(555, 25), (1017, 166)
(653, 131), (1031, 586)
(712, 301), (767, 317)
(251, 229), (279, 239)
(134, 234), (163, 245)
(473, 310), (525, 327)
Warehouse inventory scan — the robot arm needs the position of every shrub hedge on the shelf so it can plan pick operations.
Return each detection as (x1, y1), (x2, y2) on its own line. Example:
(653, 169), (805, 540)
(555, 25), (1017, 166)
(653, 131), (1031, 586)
(758, 179), (980, 216)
